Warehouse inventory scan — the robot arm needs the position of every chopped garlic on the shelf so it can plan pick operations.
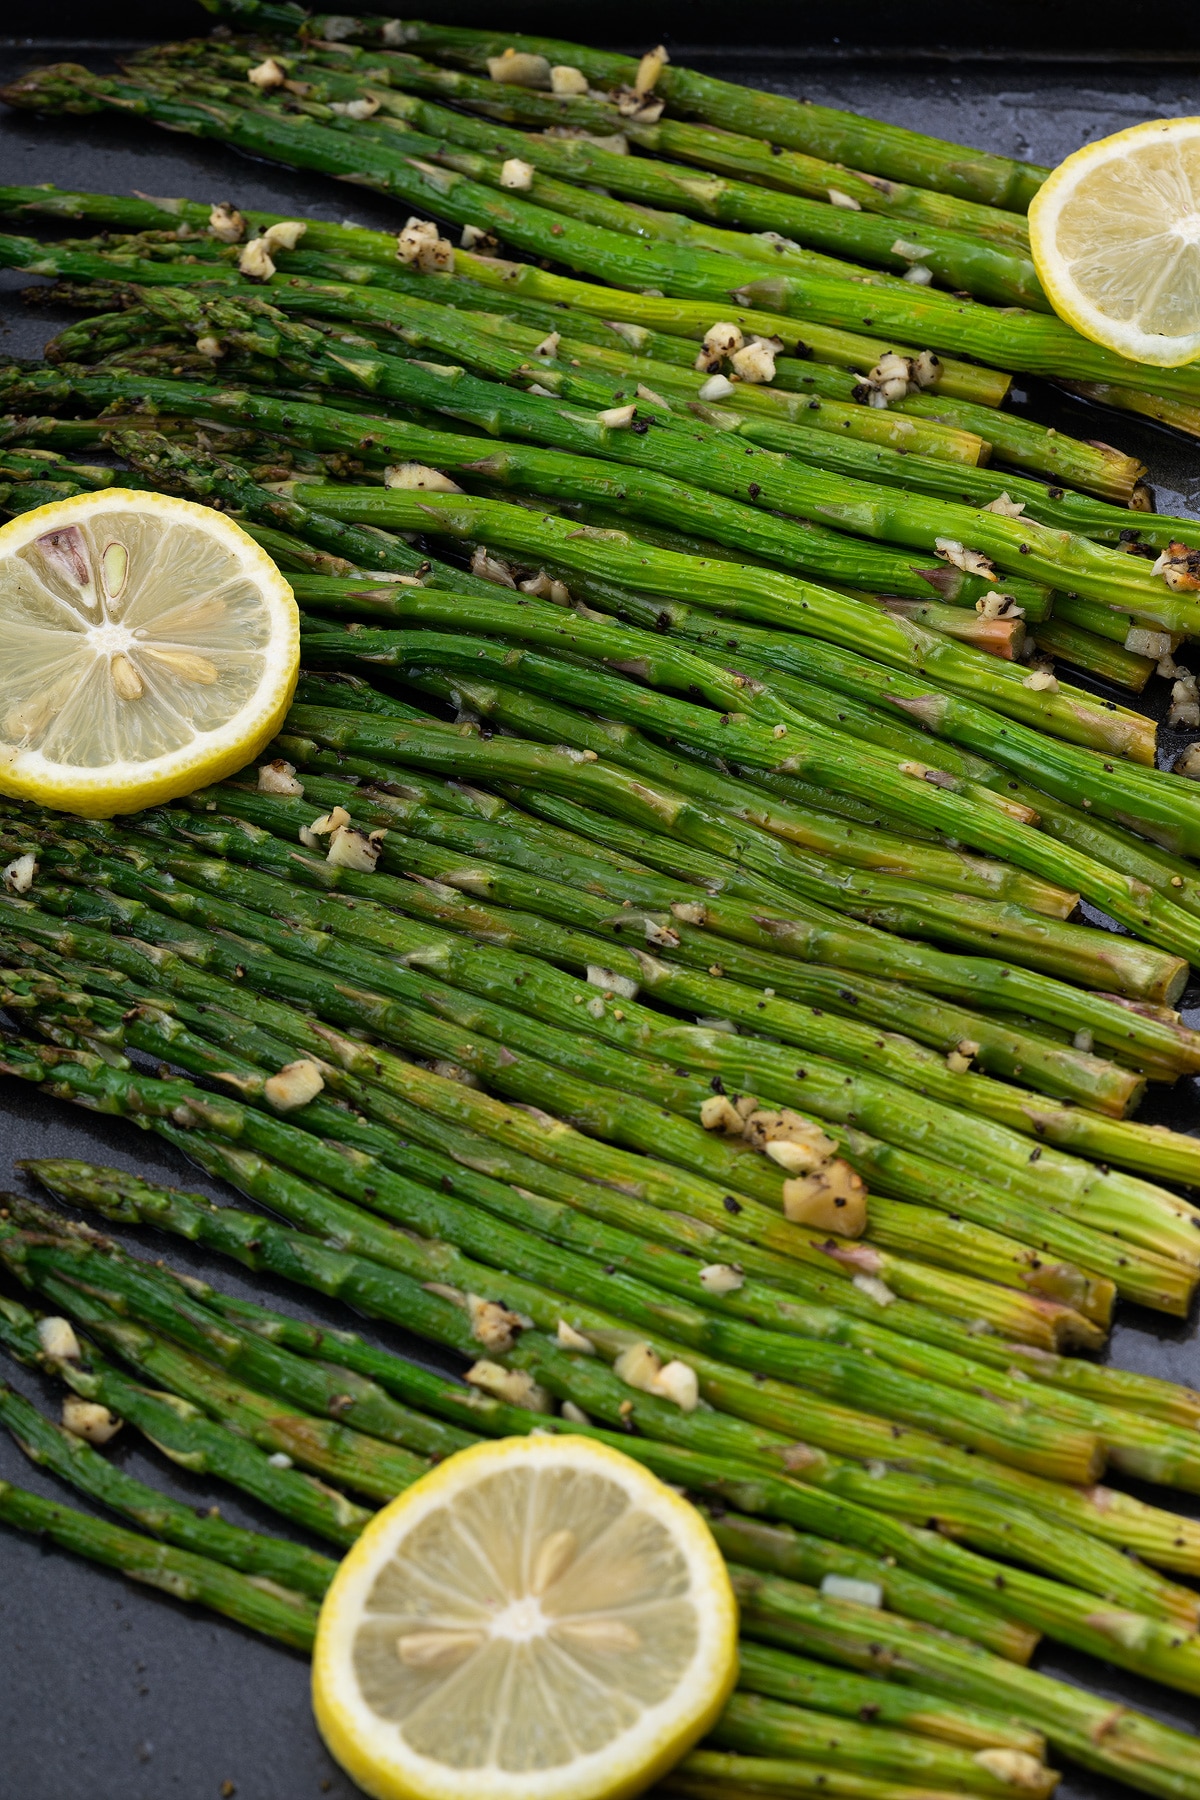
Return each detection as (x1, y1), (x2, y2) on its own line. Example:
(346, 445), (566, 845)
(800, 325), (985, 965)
(634, 44), (668, 95)
(913, 350), (942, 388)
(299, 805), (351, 849)
(208, 202), (246, 243)
(975, 592), (1023, 620)
(486, 49), (552, 87)
(890, 238), (931, 261)
(267, 1451), (294, 1468)
(699, 1263), (744, 1296)
(470, 546), (518, 587)
(500, 157), (535, 190)
(62, 1398), (122, 1445)
(460, 223), (491, 249)
(533, 331), (561, 358)
(555, 1319), (596, 1354)
(902, 265), (933, 284)
(36, 1317), (81, 1361)
(2, 852), (36, 894)
(704, 321), (744, 357)
(468, 1294), (525, 1352)
(465, 1360), (553, 1411)
(946, 1049), (972, 1074)
(654, 1359), (699, 1412)
(1168, 670), (1200, 728)
(1073, 1029), (1095, 1053)
(1152, 541), (1200, 593)
(730, 338), (777, 384)
(1173, 743), (1200, 779)
(782, 1161), (868, 1235)
(247, 56), (287, 89)
(519, 570), (571, 603)
(598, 403), (637, 428)
(636, 382), (670, 409)
(396, 216), (454, 272)
(329, 95), (381, 120)
(560, 1400), (590, 1425)
(982, 491), (1026, 518)
(195, 334), (224, 359)
(263, 1058), (325, 1111)
(1023, 667), (1059, 693)
(1125, 625), (1174, 658)
(699, 1094), (745, 1134)
(257, 758), (304, 797)
(237, 237), (276, 281)
(586, 965), (639, 999)
(550, 64), (589, 95)
(934, 537), (996, 580)
(384, 462), (462, 492)
(613, 1342), (663, 1394)
(257, 221), (306, 258)
(827, 188), (862, 210)
(698, 373), (735, 401)
(852, 1273), (896, 1307)
(820, 1573), (884, 1608)
(326, 825), (383, 870)
(975, 1750), (1051, 1790)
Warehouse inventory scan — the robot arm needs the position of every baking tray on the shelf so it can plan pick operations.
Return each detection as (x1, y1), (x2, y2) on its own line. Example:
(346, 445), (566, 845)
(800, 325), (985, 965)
(2, 9), (1200, 1796)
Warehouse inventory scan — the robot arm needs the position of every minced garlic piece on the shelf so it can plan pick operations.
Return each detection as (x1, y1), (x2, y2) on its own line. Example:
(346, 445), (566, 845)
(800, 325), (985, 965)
(384, 462), (462, 491)
(257, 758), (304, 796)
(983, 492), (1026, 518)
(263, 1058), (325, 1111)
(468, 1294), (525, 1352)
(208, 202), (246, 243)
(2, 852), (36, 894)
(500, 157), (535, 190)
(62, 1398), (122, 1444)
(730, 338), (778, 384)
(935, 537), (996, 579)
(698, 1263), (744, 1296)
(555, 1319), (596, 1354)
(1023, 668), (1059, 693)
(827, 188), (862, 210)
(550, 64), (589, 95)
(470, 546), (517, 587)
(247, 56), (287, 89)
(465, 1360), (553, 1410)
(782, 1161), (868, 1235)
(37, 1317), (81, 1360)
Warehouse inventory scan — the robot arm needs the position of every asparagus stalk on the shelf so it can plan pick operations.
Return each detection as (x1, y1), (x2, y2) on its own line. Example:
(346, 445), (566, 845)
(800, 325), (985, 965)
(9, 61), (1200, 409)
(25, 1146), (1200, 1502)
(26, 815), (1199, 1285)
(0, 1478), (319, 1651)
(281, 9), (1050, 209)
(2, 363), (1147, 777)
(0, 185), (1019, 421)
(102, 1177), (1195, 1581)
(0, 894), (1083, 1350)
(0, 1376), (336, 1599)
(255, 749), (1200, 1080)
(733, 1646), (1046, 1755)
(8, 1184), (1198, 1675)
(95, 282), (1178, 634)
(0, 1295), (370, 1546)
(170, 38), (1050, 309)
(268, 706), (1189, 996)
(2, 1013), (1113, 1493)
(280, 40), (1036, 248)
(184, 775), (1135, 1111)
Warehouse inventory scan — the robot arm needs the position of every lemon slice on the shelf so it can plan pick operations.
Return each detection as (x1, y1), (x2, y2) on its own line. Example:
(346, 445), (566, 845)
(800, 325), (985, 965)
(0, 489), (299, 816)
(312, 1435), (738, 1800)
(1029, 116), (1200, 367)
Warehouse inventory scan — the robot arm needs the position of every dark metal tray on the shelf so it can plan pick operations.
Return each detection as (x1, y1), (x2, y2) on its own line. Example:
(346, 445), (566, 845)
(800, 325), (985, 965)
(1, 11), (1199, 1797)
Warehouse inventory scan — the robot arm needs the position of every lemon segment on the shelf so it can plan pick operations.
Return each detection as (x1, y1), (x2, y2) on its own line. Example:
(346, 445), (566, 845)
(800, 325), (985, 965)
(312, 1435), (738, 1800)
(1029, 116), (1200, 367)
(0, 489), (299, 816)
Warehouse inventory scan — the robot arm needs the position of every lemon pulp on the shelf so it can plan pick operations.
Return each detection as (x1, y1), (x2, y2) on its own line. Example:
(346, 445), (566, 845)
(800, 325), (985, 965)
(0, 489), (299, 815)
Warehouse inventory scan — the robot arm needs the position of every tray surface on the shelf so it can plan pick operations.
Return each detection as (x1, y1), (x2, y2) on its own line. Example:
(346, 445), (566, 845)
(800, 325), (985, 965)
(1, 18), (1200, 1798)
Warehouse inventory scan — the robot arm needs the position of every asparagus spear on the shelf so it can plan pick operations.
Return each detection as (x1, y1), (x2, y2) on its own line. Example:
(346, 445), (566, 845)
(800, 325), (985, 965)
(0, 895), (1082, 1350)
(104, 1180), (1195, 1581)
(9, 61), (1200, 409)
(247, 751), (1200, 1081)
(167, 38), (1049, 309)
(733, 1646), (1046, 1755)
(24, 815), (1198, 1284)
(1, 1022), (1113, 1493)
(8, 1188), (1198, 1675)
(0, 1377), (337, 1598)
(0, 1478), (319, 1651)
(275, 9), (1050, 209)
(23, 1148), (1200, 1501)
(2, 364), (1146, 774)
(277, 39), (1036, 248)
